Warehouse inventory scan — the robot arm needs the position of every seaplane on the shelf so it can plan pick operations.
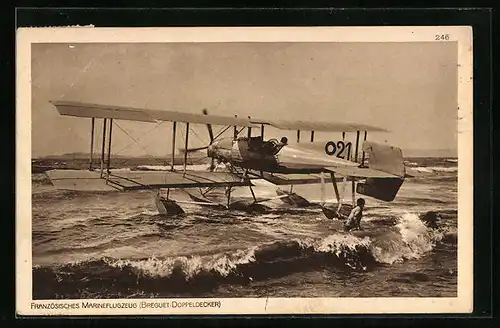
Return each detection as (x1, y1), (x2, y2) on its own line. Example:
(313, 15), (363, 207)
(44, 101), (406, 219)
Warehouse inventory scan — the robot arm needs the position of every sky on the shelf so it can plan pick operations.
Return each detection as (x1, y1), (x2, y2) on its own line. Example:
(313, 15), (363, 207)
(31, 42), (458, 158)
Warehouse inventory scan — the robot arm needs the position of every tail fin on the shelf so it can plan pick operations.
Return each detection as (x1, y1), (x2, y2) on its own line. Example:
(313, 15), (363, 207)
(356, 141), (405, 202)
(362, 141), (405, 178)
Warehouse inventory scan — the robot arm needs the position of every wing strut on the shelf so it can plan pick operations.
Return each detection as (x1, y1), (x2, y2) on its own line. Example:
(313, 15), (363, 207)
(247, 116), (252, 138)
(331, 172), (340, 203)
(296, 130), (301, 143)
(233, 115), (238, 139)
(89, 118), (95, 171)
(310, 131), (315, 142)
(100, 118), (107, 178)
(170, 121), (177, 171)
(106, 119), (113, 178)
(360, 131), (368, 167)
(351, 178), (356, 205)
(260, 124), (265, 139)
(354, 131), (360, 162)
(320, 172), (325, 206)
(183, 122), (189, 176)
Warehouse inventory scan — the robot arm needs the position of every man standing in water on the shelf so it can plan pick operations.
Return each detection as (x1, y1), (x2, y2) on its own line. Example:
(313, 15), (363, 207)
(337, 198), (365, 232)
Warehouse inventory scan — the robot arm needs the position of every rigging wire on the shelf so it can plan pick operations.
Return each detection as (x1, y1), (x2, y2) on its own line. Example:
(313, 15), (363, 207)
(236, 126), (246, 137)
(177, 123), (195, 167)
(188, 125), (208, 146)
(113, 121), (165, 156)
(112, 122), (166, 168)
(179, 123), (213, 168)
(213, 126), (232, 141)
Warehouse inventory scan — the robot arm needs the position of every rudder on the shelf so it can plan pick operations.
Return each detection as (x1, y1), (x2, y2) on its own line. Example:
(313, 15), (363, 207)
(356, 141), (405, 202)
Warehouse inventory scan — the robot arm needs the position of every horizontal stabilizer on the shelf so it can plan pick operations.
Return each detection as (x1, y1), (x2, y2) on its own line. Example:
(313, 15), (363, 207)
(260, 172), (339, 185)
(325, 166), (398, 178)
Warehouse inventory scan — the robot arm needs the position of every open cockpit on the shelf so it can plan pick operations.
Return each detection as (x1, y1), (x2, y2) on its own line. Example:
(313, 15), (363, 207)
(247, 136), (288, 155)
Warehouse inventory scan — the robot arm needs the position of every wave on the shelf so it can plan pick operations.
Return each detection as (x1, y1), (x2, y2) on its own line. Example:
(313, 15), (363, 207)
(404, 161), (419, 167)
(33, 213), (454, 299)
(412, 166), (457, 173)
(371, 213), (444, 264)
(40, 231), (165, 255)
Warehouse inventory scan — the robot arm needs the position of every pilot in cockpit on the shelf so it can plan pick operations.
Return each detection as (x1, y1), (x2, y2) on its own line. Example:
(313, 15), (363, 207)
(261, 136), (288, 155)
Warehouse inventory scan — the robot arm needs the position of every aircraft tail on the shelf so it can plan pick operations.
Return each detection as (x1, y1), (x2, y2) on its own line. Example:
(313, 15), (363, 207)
(356, 141), (405, 202)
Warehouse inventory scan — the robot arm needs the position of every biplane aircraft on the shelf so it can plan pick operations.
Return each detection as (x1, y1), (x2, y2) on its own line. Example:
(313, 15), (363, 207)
(44, 101), (406, 219)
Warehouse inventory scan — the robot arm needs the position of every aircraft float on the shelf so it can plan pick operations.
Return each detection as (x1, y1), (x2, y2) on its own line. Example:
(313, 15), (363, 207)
(44, 101), (406, 219)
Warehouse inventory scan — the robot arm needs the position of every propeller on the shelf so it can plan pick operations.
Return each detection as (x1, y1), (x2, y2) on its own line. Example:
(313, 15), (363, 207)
(178, 109), (217, 171)
(202, 108), (216, 171)
(178, 109), (213, 153)
(203, 108), (215, 144)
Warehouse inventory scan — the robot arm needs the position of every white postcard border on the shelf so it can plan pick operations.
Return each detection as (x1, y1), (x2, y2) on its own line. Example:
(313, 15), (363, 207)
(16, 26), (473, 316)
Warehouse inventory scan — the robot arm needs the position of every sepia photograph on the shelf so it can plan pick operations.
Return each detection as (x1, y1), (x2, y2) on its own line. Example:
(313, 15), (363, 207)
(16, 26), (473, 315)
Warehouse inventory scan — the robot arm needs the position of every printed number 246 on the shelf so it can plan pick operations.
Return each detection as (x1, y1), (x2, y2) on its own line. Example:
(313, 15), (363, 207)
(435, 34), (450, 41)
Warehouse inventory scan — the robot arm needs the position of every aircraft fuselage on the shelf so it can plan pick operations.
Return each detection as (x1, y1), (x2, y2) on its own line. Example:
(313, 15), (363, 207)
(207, 137), (359, 174)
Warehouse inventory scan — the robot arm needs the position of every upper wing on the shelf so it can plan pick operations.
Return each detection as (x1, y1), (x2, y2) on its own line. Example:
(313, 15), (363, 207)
(52, 101), (387, 132)
(251, 118), (388, 132)
(51, 100), (258, 127)
(45, 169), (252, 192)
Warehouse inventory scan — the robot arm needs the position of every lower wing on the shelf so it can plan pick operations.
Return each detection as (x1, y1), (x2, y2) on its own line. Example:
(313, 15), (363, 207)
(45, 169), (251, 192)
